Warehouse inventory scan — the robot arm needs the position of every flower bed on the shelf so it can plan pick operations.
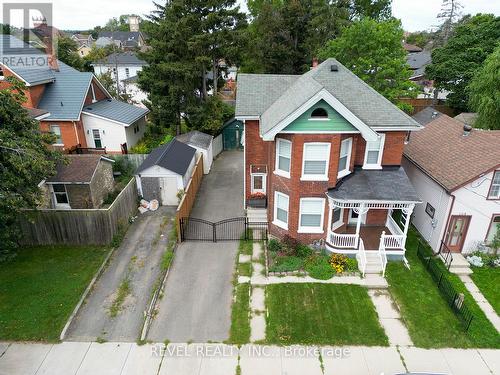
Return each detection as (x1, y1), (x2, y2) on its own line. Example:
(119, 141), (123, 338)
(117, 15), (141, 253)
(267, 236), (359, 278)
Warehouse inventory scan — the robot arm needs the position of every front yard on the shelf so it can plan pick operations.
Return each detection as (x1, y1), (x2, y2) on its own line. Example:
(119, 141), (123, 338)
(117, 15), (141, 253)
(470, 265), (500, 315)
(265, 283), (388, 346)
(0, 245), (109, 341)
(386, 229), (500, 348)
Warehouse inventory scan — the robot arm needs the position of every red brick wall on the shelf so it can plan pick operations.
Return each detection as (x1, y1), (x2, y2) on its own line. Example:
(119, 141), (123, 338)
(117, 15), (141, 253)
(40, 120), (88, 150)
(0, 66), (46, 108)
(84, 79), (110, 105)
(244, 120), (406, 243)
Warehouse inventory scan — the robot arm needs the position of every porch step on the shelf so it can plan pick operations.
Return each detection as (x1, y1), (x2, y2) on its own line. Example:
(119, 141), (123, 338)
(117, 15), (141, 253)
(360, 252), (383, 274)
(247, 208), (267, 223)
(448, 253), (473, 275)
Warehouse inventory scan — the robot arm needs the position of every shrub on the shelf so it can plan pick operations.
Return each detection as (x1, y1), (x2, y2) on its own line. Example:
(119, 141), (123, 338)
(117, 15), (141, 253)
(296, 244), (313, 258)
(268, 239), (282, 253)
(282, 235), (300, 256)
(305, 255), (335, 280)
(329, 254), (348, 274)
(345, 257), (359, 272)
(269, 256), (303, 272)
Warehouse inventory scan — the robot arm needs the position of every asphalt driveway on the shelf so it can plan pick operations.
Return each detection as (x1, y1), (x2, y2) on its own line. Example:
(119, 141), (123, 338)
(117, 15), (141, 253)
(147, 151), (244, 342)
(65, 206), (175, 342)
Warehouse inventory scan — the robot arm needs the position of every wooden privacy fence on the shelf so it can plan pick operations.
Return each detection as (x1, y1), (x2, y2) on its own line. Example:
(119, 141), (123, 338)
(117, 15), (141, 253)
(176, 154), (204, 241)
(399, 98), (456, 117)
(19, 178), (138, 246)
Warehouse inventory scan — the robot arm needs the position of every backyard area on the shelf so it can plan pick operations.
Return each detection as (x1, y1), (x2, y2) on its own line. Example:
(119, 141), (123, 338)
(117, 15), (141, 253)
(0, 245), (109, 341)
(265, 283), (388, 346)
(386, 228), (500, 348)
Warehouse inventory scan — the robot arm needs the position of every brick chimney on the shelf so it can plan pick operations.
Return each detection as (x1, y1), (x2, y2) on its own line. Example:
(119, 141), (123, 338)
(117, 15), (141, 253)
(43, 36), (59, 71)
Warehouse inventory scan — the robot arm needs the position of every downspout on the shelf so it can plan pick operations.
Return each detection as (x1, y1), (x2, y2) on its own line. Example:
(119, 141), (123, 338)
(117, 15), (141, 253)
(73, 121), (80, 145)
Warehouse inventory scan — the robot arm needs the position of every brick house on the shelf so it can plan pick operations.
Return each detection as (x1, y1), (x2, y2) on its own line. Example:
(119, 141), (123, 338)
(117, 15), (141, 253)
(41, 155), (115, 209)
(0, 35), (148, 153)
(236, 59), (422, 270)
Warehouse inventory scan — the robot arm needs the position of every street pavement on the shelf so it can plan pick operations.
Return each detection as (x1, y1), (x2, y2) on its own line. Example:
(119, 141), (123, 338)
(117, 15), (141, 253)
(147, 151), (244, 342)
(1, 342), (499, 375)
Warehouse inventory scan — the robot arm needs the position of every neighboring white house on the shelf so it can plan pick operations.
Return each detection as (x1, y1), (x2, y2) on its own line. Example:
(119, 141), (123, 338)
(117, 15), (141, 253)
(135, 139), (197, 205)
(81, 98), (149, 153)
(403, 107), (500, 254)
(92, 52), (148, 106)
(175, 130), (213, 174)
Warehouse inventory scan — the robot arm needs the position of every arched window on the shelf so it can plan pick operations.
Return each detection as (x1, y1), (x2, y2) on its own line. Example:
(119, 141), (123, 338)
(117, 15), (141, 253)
(310, 107), (328, 119)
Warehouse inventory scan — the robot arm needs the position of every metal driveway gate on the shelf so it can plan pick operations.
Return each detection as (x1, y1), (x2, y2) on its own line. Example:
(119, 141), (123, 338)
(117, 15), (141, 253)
(179, 217), (268, 242)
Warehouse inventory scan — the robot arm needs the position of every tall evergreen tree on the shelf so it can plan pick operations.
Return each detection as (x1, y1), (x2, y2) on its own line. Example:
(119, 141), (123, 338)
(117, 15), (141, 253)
(436, 0), (463, 44)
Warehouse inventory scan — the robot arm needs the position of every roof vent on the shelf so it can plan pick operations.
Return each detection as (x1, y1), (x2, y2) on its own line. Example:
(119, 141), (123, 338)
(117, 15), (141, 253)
(60, 101), (63, 106)
(431, 111), (438, 118)
(463, 124), (473, 136)
(330, 64), (338, 72)
(107, 99), (112, 102)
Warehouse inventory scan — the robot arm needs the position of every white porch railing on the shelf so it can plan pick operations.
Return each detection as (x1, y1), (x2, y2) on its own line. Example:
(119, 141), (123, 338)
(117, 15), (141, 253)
(383, 234), (405, 249)
(378, 232), (388, 276)
(328, 231), (358, 248)
(386, 215), (404, 236)
(357, 239), (367, 277)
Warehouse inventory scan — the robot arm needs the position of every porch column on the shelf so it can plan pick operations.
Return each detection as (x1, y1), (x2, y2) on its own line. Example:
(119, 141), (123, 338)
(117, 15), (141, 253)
(402, 203), (415, 239)
(327, 200), (333, 232)
(354, 203), (367, 248)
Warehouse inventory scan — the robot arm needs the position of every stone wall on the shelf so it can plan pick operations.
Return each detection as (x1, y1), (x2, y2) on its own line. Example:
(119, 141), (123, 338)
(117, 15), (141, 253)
(90, 160), (115, 207)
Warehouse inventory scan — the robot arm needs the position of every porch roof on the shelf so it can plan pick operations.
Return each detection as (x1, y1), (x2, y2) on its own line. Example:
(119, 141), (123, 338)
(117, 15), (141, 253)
(327, 167), (421, 203)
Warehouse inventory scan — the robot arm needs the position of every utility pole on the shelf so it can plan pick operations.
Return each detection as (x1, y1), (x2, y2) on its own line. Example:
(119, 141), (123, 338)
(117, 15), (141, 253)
(110, 22), (120, 97)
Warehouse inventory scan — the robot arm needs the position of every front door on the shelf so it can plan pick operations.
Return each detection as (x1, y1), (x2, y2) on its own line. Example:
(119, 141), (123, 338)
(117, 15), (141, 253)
(445, 215), (471, 253)
(92, 129), (102, 148)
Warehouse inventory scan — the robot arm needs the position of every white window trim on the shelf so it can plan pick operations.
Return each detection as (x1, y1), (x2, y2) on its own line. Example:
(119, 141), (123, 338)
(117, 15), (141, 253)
(298, 197), (325, 233)
(50, 124), (64, 146)
(274, 138), (291, 179)
(489, 171), (500, 199)
(331, 207), (344, 231)
(251, 173), (267, 194)
(273, 191), (289, 230)
(363, 133), (385, 170)
(51, 184), (70, 209)
(337, 137), (353, 179)
(301, 142), (330, 181)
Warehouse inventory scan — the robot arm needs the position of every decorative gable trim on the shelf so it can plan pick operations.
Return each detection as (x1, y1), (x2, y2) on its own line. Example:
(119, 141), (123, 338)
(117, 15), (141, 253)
(262, 89), (379, 142)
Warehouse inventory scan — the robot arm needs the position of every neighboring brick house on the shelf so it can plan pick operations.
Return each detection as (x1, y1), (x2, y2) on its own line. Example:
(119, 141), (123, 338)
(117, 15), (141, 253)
(41, 155), (115, 209)
(0, 35), (148, 153)
(403, 107), (500, 255)
(236, 59), (422, 270)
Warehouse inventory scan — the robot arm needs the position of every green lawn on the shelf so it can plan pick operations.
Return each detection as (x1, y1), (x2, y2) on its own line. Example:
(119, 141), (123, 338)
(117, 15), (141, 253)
(0, 245), (109, 342)
(386, 229), (500, 348)
(227, 283), (251, 344)
(265, 283), (388, 346)
(471, 267), (500, 315)
(238, 262), (252, 277)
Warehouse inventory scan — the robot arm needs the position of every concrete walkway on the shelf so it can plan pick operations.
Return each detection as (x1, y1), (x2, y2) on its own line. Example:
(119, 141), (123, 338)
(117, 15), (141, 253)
(459, 275), (500, 332)
(368, 289), (413, 346)
(246, 272), (388, 288)
(1, 342), (498, 375)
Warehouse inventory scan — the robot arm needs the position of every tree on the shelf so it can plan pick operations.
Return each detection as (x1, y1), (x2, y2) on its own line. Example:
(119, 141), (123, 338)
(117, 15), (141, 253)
(0, 78), (61, 261)
(350, 0), (392, 21)
(405, 30), (433, 49)
(57, 36), (85, 71)
(96, 72), (131, 102)
(467, 45), (500, 130)
(186, 96), (235, 135)
(426, 14), (500, 111)
(242, 0), (351, 74)
(436, 0), (463, 44)
(319, 18), (417, 109)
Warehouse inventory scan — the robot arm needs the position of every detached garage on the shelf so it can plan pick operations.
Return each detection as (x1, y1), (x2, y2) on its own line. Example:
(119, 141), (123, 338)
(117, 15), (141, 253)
(175, 130), (213, 174)
(135, 139), (196, 206)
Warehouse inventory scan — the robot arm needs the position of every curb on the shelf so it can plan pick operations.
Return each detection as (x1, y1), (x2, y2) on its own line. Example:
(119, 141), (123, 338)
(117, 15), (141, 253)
(140, 242), (178, 341)
(59, 247), (117, 341)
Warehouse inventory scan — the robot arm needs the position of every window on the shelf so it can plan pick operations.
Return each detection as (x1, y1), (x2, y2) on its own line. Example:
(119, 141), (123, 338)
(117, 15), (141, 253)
(52, 184), (69, 206)
(299, 198), (325, 233)
(489, 171), (500, 199)
(275, 138), (291, 177)
(92, 129), (102, 148)
(125, 67), (130, 78)
(273, 192), (289, 229)
(302, 143), (330, 180)
(486, 215), (500, 244)
(310, 107), (328, 119)
(331, 206), (343, 230)
(363, 134), (385, 169)
(0, 66), (4, 80)
(337, 138), (352, 178)
(425, 203), (435, 218)
(251, 173), (266, 193)
(50, 125), (63, 144)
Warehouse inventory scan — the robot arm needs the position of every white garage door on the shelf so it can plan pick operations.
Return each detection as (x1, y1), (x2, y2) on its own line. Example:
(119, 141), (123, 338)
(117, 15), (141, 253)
(160, 176), (179, 206)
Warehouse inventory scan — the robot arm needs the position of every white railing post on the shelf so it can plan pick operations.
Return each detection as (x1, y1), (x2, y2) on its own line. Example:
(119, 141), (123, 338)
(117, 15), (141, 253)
(378, 231), (388, 277)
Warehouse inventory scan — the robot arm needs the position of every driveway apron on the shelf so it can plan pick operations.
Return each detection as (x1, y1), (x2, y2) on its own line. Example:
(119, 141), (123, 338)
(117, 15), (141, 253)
(147, 151), (244, 342)
(65, 206), (176, 342)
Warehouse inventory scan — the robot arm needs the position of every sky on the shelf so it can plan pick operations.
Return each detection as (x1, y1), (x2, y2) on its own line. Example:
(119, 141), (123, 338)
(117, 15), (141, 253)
(1, 0), (499, 32)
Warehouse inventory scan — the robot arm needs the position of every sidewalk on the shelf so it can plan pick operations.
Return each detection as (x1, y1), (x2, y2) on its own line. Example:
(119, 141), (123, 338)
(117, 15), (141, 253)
(0, 342), (499, 375)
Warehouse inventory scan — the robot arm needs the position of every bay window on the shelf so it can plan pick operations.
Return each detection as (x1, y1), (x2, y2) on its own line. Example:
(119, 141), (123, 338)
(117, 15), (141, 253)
(301, 142), (330, 180)
(275, 138), (291, 177)
(299, 198), (325, 233)
(363, 134), (385, 169)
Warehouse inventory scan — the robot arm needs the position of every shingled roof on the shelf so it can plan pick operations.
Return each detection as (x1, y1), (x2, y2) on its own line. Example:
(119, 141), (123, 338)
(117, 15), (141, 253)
(404, 113), (500, 192)
(47, 155), (114, 184)
(82, 99), (149, 126)
(135, 139), (196, 175)
(236, 58), (421, 137)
